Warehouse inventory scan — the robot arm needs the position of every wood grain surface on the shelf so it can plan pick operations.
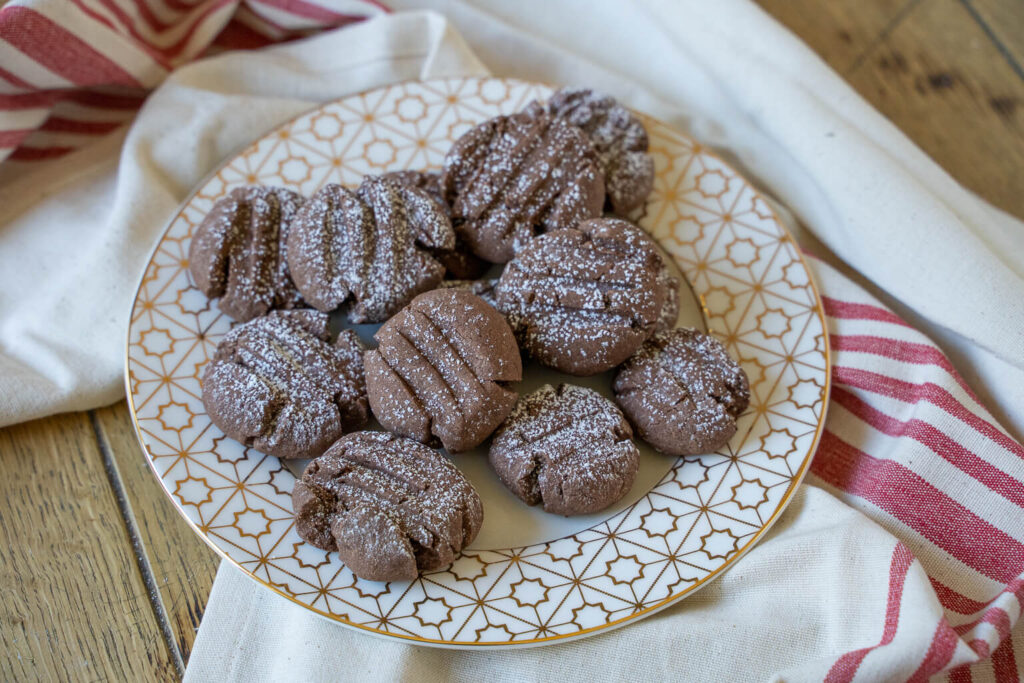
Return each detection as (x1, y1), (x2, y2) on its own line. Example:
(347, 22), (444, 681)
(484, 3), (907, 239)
(1, 1), (1022, 680)
(0, 414), (179, 680)
(92, 404), (218, 665)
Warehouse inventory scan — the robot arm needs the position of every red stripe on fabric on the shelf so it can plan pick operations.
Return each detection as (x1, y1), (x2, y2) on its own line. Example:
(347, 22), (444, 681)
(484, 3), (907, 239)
(128, 0), (175, 32)
(0, 129), (33, 147)
(71, 0), (231, 65)
(151, 0), (236, 61)
(970, 637), (993, 659)
(65, 0), (120, 34)
(822, 296), (911, 328)
(991, 638), (1020, 682)
(907, 618), (961, 682)
(931, 578), (990, 615)
(233, 3), (297, 34)
(831, 384), (1024, 509)
(953, 607), (1013, 644)
(930, 577), (1024, 616)
(0, 65), (34, 89)
(8, 145), (74, 160)
(66, 0), (174, 69)
(0, 90), (60, 109)
(91, 0), (197, 65)
(358, 0), (391, 12)
(157, 0), (200, 13)
(834, 366), (1024, 464)
(255, 0), (371, 22)
(948, 665), (973, 683)
(811, 431), (1024, 584)
(209, 19), (277, 50)
(0, 6), (142, 87)
(831, 334), (977, 399)
(824, 543), (914, 683)
(39, 116), (123, 134)
(67, 90), (146, 110)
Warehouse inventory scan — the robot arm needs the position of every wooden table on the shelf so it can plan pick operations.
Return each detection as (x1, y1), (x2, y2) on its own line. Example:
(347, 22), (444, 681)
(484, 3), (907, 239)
(2, 1), (1023, 679)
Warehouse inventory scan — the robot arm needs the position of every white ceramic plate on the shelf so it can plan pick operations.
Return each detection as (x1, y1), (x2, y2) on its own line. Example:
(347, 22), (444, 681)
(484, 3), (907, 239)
(126, 77), (829, 648)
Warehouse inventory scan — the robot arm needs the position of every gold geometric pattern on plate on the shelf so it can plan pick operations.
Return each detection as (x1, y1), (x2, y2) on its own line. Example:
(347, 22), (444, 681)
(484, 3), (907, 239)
(126, 77), (829, 648)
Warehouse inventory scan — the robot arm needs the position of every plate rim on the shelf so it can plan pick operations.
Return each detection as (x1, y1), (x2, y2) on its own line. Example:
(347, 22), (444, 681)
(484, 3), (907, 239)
(123, 75), (832, 649)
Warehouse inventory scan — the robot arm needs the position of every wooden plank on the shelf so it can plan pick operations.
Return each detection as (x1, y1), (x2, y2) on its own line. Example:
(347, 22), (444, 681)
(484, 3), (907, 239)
(845, 0), (1024, 218)
(0, 412), (178, 681)
(755, 0), (915, 73)
(92, 402), (219, 665)
(966, 0), (1024, 77)
(760, 0), (1024, 219)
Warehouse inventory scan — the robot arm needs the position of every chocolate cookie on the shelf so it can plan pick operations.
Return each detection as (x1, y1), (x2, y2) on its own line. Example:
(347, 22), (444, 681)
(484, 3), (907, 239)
(489, 384), (639, 516)
(631, 227), (680, 332)
(495, 217), (667, 375)
(613, 328), (750, 456)
(286, 177), (456, 323)
(364, 288), (522, 452)
(188, 186), (305, 322)
(380, 169), (446, 210)
(381, 170), (488, 280)
(440, 108), (604, 263)
(546, 87), (655, 215)
(292, 431), (482, 581)
(201, 310), (367, 460)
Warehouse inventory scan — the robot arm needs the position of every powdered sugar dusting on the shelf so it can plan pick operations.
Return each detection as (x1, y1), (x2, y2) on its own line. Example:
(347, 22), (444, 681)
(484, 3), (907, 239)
(489, 383), (639, 516)
(440, 108), (605, 263)
(286, 177), (455, 323)
(201, 310), (367, 460)
(188, 185), (305, 321)
(613, 328), (750, 456)
(365, 289), (523, 453)
(494, 217), (668, 375)
(545, 87), (655, 214)
(382, 169), (489, 280)
(292, 431), (483, 581)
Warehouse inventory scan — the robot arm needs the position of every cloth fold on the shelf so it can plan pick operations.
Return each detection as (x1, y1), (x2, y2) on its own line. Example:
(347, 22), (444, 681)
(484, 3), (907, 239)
(0, 10), (484, 426)
(1, 1), (1023, 681)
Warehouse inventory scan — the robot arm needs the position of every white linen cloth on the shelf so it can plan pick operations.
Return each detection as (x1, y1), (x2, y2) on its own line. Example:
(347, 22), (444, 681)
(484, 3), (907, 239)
(2, 0), (1023, 680)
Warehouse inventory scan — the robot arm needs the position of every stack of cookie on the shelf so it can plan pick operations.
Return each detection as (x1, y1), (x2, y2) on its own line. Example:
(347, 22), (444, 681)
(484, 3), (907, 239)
(189, 87), (749, 582)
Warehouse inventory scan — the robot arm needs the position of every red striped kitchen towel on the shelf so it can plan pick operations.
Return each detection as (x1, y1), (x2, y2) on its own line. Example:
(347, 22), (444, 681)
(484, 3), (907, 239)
(809, 256), (1024, 681)
(0, 0), (387, 163)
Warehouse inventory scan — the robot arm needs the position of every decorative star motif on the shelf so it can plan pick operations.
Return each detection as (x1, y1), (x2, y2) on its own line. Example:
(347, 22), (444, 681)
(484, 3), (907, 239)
(699, 528), (741, 560)
(412, 595), (455, 627)
(756, 307), (793, 339)
(695, 169), (729, 199)
(233, 508), (273, 539)
(759, 427), (800, 460)
(571, 602), (612, 629)
(509, 577), (550, 608)
(277, 155), (312, 186)
(173, 476), (213, 509)
(156, 401), (195, 432)
(605, 555), (645, 586)
(475, 623), (515, 642)
(639, 506), (678, 539)
(310, 112), (343, 141)
(787, 378), (823, 409)
(673, 458), (711, 490)
(731, 478), (770, 510)
(140, 328), (175, 358)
